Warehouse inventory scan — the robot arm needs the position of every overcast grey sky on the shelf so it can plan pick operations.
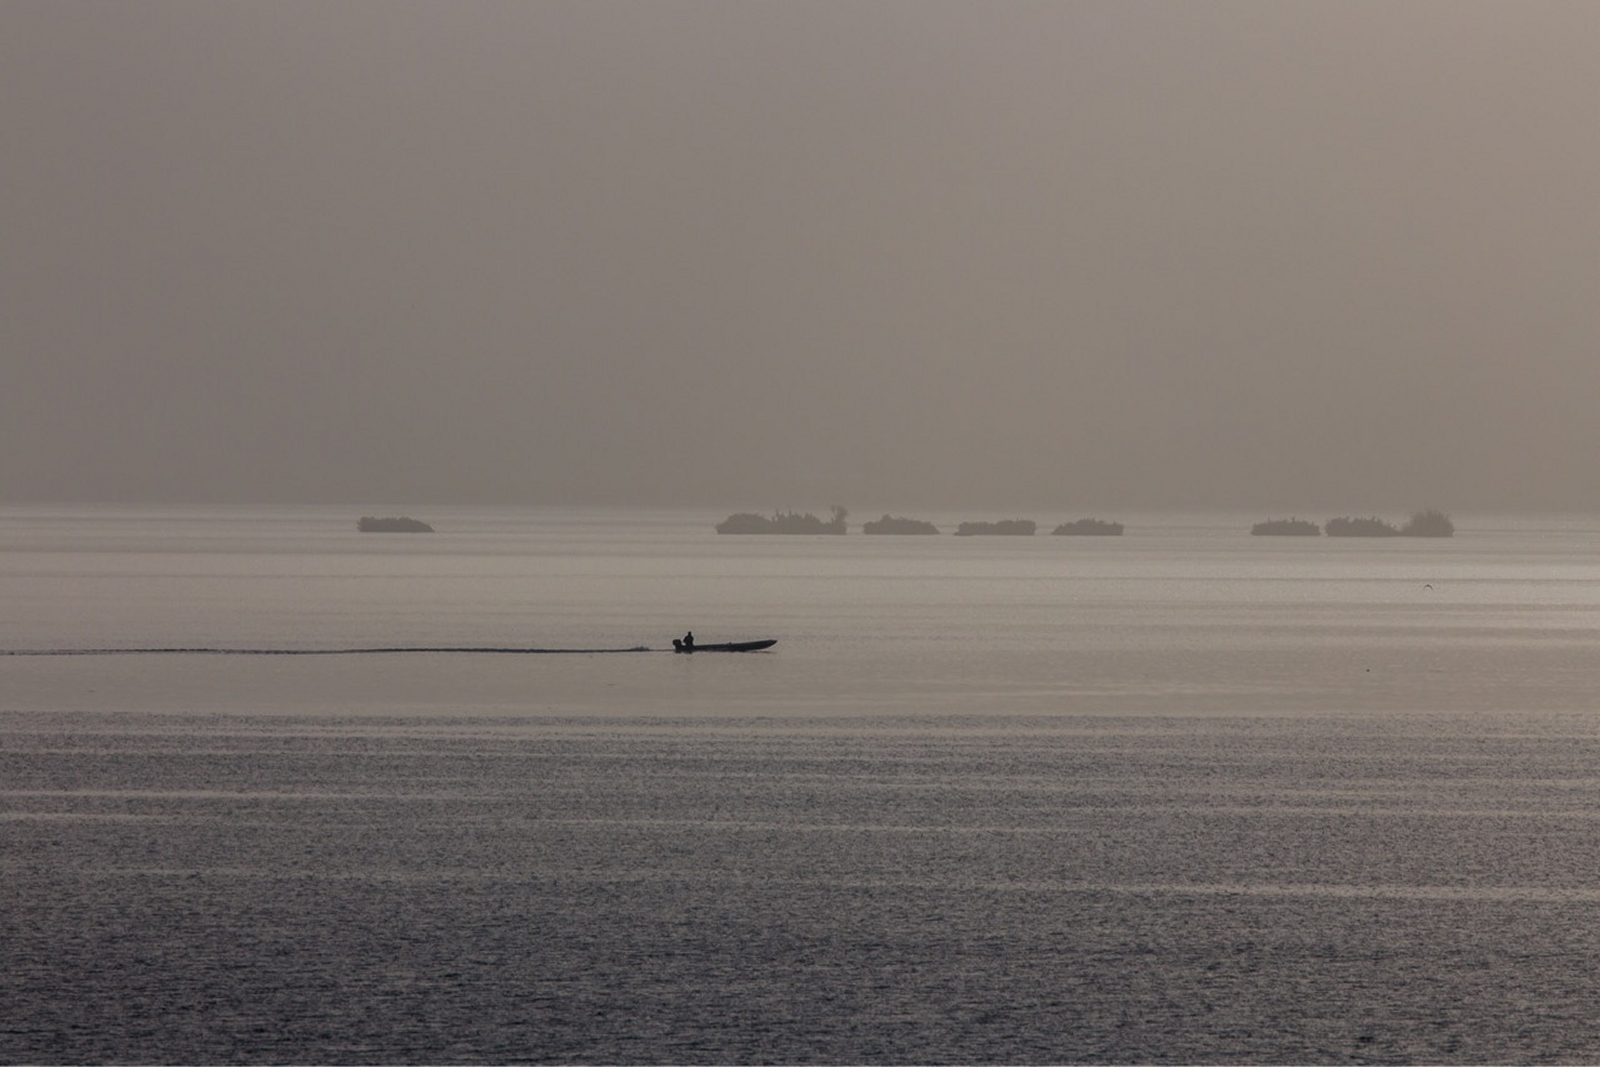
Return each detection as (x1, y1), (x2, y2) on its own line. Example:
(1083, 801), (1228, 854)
(4, 1), (1597, 512)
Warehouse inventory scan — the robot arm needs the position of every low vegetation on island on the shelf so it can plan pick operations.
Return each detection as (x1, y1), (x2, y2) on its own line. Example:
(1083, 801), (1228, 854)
(357, 516), (433, 533)
(1052, 518), (1124, 536)
(706, 504), (1452, 540)
(954, 519), (1036, 536)
(1324, 509), (1455, 538)
(1324, 516), (1399, 537)
(716, 506), (848, 534)
(1251, 518), (1321, 536)
(862, 515), (940, 534)
(1400, 508), (1455, 537)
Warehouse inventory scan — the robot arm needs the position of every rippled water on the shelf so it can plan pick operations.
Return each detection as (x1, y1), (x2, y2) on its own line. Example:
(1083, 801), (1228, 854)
(3, 506), (1599, 1063)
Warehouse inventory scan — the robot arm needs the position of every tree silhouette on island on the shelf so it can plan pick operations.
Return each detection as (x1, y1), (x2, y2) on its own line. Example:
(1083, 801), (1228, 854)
(862, 515), (940, 534)
(954, 519), (1036, 536)
(716, 506), (848, 534)
(357, 516), (433, 533)
(1326, 509), (1454, 537)
(1252, 518), (1321, 536)
(1252, 510), (1455, 537)
(1052, 518), (1124, 536)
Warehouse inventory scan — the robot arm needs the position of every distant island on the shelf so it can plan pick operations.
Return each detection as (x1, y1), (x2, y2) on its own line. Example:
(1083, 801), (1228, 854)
(716, 506), (848, 534)
(862, 514), (940, 535)
(954, 519), (1036, 536)
(357, 516), (433, 533)
(1251, 518), (1320, 536)
(1325, 509), (1454, 537)
(1400, 508), (1454, 537)
(1324, 516), (1398, 537)
(1052, 518), (1124, 536)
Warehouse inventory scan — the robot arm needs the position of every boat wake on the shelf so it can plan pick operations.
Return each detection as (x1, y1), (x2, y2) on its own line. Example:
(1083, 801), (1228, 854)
(0, 645), (655, 656)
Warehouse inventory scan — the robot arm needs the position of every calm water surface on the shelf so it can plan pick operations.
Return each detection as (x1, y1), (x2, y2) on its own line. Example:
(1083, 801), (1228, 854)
(3, 506), (1599, 1063)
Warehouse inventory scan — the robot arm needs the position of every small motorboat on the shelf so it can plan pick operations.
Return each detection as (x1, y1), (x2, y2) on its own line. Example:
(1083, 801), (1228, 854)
(671, 638), (777, 653)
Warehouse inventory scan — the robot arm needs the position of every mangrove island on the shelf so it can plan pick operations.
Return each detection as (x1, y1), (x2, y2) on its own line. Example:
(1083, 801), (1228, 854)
(1324, 510), (1454, 537)
(862, 515), (940, 534)
(1052, 518), (1124, 536)
(954, 519), (1036, 536)
(1325, 516), (1399, 537)
(716, 506), (848, 534)
(1401, 508), (1455, 537)
(357, 516), (434, 533)
(1251, 518), (1321, 536)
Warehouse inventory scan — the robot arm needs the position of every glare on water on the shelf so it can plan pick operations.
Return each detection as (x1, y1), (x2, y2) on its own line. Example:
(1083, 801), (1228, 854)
(3, 505), (1599, 1062)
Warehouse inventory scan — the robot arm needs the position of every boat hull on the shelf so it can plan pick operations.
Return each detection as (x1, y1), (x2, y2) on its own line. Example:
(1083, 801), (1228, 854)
(672, 639), (776, 653)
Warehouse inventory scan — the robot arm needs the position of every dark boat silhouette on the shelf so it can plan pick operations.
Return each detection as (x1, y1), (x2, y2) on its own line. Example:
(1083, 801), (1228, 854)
(672, 638), (777, 653)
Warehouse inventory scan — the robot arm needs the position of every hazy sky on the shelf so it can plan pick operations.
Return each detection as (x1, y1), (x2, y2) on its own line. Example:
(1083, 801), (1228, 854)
(5, 1), (1597, 512)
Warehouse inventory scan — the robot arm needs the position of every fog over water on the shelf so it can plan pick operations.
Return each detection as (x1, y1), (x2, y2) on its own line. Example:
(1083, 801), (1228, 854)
(4, 1), (1598, 511)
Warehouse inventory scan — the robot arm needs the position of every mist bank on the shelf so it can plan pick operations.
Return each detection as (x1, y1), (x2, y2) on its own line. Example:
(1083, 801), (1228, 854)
(4, 3), (1597, 514)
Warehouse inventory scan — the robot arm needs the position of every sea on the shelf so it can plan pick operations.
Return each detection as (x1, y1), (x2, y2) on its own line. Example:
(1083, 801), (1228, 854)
(3, 504), (1598, 1064)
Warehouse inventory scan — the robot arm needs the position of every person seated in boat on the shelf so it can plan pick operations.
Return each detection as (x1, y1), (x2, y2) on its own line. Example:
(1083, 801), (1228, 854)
(681, 630), (695, 651)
